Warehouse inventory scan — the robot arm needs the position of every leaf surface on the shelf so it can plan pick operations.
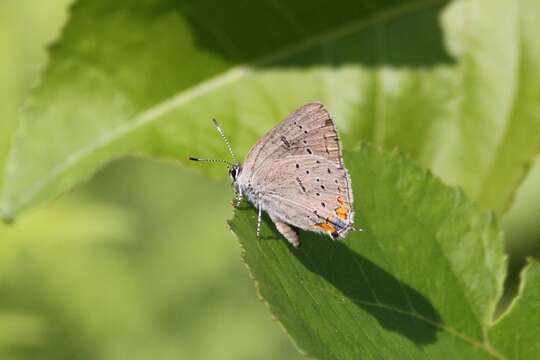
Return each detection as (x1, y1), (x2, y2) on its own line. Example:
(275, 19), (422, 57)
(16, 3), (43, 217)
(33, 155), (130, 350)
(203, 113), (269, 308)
(3, 0), (540, 219)
(0, 0), (70, 192)
(230, 146), (540, 359)
(0, 0), (451, 218)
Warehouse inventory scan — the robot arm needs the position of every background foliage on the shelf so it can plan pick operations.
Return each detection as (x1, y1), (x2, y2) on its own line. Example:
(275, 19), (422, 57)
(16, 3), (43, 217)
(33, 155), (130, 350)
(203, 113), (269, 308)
(0, 0), (539, 359)
(0, 1), (300, 359)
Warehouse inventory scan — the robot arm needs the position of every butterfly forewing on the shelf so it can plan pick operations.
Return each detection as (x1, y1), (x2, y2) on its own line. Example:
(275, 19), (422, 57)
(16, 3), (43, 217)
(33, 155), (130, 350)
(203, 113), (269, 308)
(241, 102), (344, 179)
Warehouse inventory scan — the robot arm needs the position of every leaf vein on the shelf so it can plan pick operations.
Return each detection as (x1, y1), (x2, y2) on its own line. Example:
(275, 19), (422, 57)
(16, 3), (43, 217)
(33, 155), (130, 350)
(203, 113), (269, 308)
(5, 0), (445, 214)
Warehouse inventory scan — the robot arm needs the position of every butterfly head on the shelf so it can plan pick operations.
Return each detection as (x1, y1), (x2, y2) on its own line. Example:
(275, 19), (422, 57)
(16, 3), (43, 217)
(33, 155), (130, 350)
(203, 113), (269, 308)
(228, 164), (241, 182)
(189, 118), (240, 185)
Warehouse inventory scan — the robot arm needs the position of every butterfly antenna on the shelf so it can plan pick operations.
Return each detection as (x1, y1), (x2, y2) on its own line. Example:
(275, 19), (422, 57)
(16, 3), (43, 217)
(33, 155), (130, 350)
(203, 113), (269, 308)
(188, 157), (235, 167)
(212, 118), (237, 163)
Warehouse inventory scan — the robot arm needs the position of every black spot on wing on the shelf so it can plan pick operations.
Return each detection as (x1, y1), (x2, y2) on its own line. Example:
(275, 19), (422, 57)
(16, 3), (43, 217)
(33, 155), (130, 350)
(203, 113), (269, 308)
(295, 177), (306, 192)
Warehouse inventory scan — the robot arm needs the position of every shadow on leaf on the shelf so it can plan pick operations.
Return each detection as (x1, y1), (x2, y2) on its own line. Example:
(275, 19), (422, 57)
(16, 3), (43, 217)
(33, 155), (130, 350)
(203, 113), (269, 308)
(174, 0), (451, 67)
(232, 199), (444, 347)
(285, 229), (442, 345)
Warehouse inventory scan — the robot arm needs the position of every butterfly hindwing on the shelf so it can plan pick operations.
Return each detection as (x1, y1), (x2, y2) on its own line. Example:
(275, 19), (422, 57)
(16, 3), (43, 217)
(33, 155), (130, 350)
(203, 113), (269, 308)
(252, 155), (354, 239)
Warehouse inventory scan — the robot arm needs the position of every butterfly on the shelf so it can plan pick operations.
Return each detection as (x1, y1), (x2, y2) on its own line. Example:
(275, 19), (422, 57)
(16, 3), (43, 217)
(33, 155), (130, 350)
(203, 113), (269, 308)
(190, 102), (356, 247)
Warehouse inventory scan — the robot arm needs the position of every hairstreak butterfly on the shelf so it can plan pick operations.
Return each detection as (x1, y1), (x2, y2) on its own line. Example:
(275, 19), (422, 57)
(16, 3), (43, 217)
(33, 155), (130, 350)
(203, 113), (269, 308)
(190, 102), (356, 247)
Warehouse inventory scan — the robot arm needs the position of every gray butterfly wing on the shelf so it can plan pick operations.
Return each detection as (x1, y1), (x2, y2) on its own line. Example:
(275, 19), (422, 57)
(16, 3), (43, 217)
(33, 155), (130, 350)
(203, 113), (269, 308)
(270, 215), (300, 247)
(241, 102), (344, 180)
(253, 155), (354, 239)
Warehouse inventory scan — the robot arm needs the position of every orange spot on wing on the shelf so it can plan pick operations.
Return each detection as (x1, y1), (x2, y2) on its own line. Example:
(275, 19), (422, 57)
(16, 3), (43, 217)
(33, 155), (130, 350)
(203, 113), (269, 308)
(313, 222), (336, 234)
(335, 196), (349, 219)
(335, 206), (348, 220)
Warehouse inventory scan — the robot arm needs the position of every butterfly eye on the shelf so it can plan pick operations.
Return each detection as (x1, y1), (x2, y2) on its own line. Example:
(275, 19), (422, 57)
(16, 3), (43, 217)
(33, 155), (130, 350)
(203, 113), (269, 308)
(229, 166), (239, 180)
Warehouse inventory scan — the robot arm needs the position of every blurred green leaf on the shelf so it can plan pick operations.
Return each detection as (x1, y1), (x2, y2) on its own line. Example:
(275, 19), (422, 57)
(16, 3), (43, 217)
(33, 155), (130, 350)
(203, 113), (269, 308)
(0, 159), (302, 360)
(230, 145), (540, 359)
(502, 156), (540, 255)
(344, 0), (540, 214)
(2, 0), (540, 221)
(496, 156), (540, 317)
(0, 2), (303, 356)
(0, 1), (538, 358)
(451, 0), (540, 212)
(0, 197), (137, 360)
(0, 0), (71, 190)
(489, 261), (540, 359)
(0, 0), (451, 218)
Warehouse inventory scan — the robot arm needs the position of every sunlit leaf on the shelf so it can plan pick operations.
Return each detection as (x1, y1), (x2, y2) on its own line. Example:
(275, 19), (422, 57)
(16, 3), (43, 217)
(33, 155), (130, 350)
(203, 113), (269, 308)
(0, 0), (71, 191)
(2, 0), (540, 220)
(230, 146), (540, 359)
(0, 0), (452, 218)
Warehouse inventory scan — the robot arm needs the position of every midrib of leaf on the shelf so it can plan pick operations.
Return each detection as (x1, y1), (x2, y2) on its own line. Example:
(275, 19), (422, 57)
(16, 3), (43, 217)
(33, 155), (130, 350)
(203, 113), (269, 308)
(355, 152), (499, 337)
(1, 0), (445, 217)
(364, 195), (503, 358)
(240, 231), (508, 360)
(234, 144), (508, 359)
(475, 6), (537, 214)
(351, 300), (506, 359)
(471, 2), (520, 214)
(443, 0), (524, 214)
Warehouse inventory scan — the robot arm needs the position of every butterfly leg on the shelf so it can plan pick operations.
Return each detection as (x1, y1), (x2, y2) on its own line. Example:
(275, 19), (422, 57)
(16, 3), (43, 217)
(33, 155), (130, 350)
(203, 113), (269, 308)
(234, 187), (243, 208)
(256, 196), (263, 239)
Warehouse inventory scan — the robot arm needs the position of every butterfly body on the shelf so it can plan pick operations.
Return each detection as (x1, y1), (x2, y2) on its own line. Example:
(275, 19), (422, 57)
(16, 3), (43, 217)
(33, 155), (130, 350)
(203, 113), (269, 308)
(231, 102), (355, 247)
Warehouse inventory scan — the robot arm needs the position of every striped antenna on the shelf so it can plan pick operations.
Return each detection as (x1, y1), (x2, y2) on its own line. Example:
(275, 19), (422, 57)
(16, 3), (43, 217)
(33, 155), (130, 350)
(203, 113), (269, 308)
(212, 118), (237, 163)
(188, 157), (235, 167)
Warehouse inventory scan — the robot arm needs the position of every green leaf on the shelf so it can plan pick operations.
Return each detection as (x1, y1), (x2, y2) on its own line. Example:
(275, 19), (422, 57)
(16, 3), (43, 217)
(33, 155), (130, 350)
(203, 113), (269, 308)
(0, 0), (452, 218)
(340, 0), (540, 213)
(230, 145), (520, 359)
(0, 160), (302, 359)
(489, 261), (540, 359)
(2, 1), (540, 218)
(475, 0), (540, 212)
(433, 0), (540, 213)
(0, 0), (70, 191)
